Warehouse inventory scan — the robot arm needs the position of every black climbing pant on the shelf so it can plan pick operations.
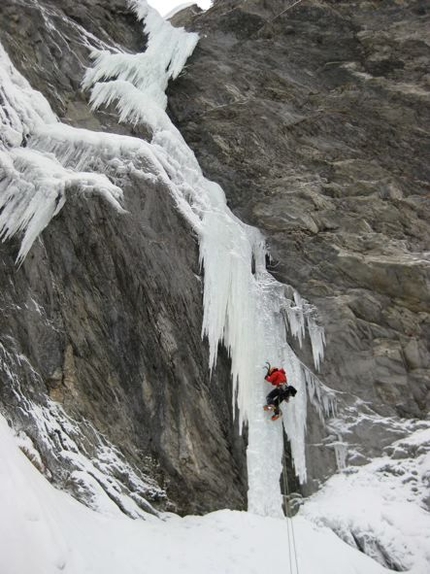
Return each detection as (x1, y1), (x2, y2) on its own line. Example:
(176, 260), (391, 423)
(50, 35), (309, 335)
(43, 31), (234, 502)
(266, 385), (297, 414)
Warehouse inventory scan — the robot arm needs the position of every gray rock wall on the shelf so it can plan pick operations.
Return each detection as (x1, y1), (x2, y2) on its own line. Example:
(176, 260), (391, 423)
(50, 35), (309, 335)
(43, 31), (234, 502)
(0, 0), (246, 514)
(168, 0), (430, 490)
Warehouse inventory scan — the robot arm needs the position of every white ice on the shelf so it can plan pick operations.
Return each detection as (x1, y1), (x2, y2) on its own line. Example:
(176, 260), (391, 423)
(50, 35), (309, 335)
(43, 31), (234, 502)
(0, 43), (125, 265)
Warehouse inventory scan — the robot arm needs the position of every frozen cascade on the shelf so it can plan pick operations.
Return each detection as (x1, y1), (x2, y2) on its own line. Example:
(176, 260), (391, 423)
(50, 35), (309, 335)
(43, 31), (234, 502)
(80, 0), (335, 514)
(0, 0), (335, 516)
(0, 43), (125, 265)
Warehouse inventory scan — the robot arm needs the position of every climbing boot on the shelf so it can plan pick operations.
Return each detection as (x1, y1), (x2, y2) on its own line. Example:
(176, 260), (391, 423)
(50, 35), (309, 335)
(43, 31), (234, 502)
(263, 404), (275, 411)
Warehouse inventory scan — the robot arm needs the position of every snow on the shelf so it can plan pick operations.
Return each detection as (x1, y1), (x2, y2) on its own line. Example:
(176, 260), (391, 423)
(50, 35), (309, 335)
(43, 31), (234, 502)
(0, 413), (393, 574)
(301, 426), (430, 573)
(0, 341), (165, 520)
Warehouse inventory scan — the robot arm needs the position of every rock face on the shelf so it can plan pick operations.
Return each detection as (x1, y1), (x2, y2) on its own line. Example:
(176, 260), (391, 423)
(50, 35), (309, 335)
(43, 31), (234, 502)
(0, 0), (428, 516)
(0, 0), (246, 515)
(167, 0), (430, 489)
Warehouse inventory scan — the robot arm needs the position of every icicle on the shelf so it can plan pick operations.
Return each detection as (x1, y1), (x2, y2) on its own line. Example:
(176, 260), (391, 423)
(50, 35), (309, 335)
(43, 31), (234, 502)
(0, 43), (126, 263)
(0, 145), (124, 264)
(82, 1), (198, 112)
(302, 365), (337, 421)
(0, 42), (54, 158)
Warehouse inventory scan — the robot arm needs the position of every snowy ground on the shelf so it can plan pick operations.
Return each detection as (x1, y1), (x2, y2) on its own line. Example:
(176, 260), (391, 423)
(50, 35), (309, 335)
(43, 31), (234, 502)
(0, 414), (393, 574)
(302, 426), (430, 574)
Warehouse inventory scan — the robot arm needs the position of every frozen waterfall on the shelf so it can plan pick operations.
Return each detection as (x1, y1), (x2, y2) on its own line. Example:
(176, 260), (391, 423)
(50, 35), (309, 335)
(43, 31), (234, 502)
(0, 0), (334, 516)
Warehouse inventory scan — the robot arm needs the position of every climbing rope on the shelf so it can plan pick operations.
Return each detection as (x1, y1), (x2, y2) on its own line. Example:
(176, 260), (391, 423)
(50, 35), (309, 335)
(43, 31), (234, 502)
(282, 451), (300, 574)
(257, 0), (306, 35)
(271, 0), (305, 23)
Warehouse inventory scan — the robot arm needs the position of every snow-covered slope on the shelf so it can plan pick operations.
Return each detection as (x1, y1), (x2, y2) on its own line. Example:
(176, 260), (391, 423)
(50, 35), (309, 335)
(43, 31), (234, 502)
(0, 414), (391, 574)
(301, 426), (430, 573)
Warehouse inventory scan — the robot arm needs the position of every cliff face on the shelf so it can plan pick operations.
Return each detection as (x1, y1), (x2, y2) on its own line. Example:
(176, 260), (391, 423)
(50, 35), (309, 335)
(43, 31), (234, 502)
(168, 0), (430, 489)
(0, 0), (428, 518)
(0, 0), (246, 515)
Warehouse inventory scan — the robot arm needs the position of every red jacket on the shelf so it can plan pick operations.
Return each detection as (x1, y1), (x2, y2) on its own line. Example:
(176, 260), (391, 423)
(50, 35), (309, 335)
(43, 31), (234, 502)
(265, 368), (287, 387)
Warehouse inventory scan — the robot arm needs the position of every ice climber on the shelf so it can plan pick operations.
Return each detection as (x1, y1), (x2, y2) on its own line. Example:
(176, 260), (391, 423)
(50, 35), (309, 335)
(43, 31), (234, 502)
(264, 366), (297, 421)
